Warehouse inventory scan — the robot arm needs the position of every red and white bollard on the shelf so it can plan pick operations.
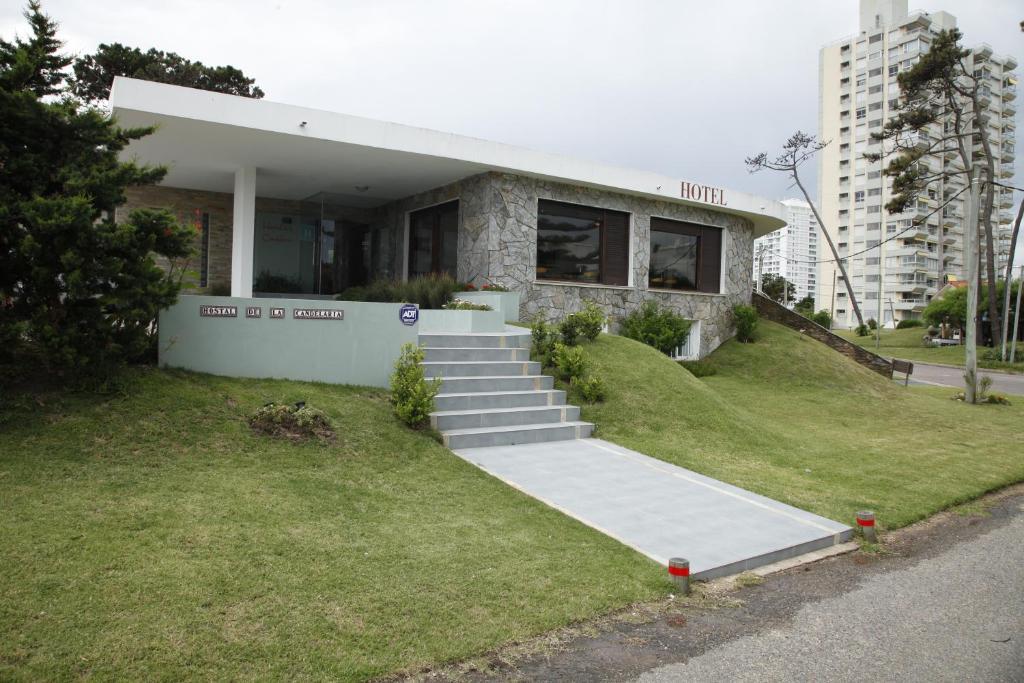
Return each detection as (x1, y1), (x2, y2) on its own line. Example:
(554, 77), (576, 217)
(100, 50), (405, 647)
(856, 510), (878, 543)
(668, 557), (690, 595)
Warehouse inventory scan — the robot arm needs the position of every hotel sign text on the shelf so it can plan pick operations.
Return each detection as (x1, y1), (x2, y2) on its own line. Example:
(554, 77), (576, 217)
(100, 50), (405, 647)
(199, 305), (237, 318)
(680, 181), (727, 207)
(293, 308), (345, 320)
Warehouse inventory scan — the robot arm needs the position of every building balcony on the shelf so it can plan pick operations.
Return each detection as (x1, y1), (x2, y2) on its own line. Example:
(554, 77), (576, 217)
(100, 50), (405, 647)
(892, 298), (929, 310)
(1005, 101), (1017, 117)
(1003, 84), (1017, 101)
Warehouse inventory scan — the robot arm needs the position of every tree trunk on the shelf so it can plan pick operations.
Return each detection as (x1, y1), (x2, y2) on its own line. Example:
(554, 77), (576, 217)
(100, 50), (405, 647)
(791, 173), (865, 327)
(1000, 199), (1023, 358)
(973, 93), (1002, 349)
(964, 170), (981, 403)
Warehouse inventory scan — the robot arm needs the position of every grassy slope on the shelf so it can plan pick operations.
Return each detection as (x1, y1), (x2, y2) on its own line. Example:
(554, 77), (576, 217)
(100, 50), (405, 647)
(0, 370), (664, 680)
(834, 327), (1024, 373)
(581, 321), (1024, 528)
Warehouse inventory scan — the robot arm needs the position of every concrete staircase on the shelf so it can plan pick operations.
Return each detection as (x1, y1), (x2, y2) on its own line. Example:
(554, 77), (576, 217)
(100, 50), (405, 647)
(421, 329), (594, 449)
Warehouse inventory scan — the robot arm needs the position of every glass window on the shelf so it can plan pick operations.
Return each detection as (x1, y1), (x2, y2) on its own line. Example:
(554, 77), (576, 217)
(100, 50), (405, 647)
(648, 217), (722, 294)
(408, 200), (459, 278)
(536, 200), (629, 285)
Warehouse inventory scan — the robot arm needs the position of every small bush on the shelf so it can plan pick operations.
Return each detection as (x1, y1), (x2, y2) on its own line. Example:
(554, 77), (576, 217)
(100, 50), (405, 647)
(678, 359), (717, 377)
(390, 343), (441, 428)
(570, 303), (606, 342)
(810, 310), (832, 329)
(553, 342), (590, 382)
(867, 318), (878, 330)
(621, 301), (693, 354)
(855, 323), (870, 337)
(896, 319), (924, 329)
(338, 274), (468, 309)
(733, 304), (758, 343)
(249, 402), (335, 442)
(530, 317), (559, 368)
(573, 375), (607, 403)
(442, 298), (492, 311)
(481, 282), (509, 292)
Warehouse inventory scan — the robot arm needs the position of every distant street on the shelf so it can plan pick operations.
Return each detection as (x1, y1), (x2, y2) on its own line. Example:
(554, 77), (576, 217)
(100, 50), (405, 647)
(905, 362), (1024, 396)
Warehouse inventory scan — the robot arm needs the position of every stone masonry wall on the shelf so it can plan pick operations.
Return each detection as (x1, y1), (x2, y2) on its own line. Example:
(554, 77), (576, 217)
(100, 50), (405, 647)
(475, 172), (755, 356)
(753, 292), (894, 377)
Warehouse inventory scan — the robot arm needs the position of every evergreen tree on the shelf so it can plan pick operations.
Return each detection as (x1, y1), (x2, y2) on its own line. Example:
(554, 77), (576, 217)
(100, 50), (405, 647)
(760, 273), (797, 305)
(0, 2), (194, 378)
(70, 43), (264, 104)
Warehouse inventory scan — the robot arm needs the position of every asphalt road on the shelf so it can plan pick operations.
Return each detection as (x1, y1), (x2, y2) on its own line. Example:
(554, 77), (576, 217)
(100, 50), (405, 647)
(637, 506), (1024, 683)
(905, 361), (1024, 395)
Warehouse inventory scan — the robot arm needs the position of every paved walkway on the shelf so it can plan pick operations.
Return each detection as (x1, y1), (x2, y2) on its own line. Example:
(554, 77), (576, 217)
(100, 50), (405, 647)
(637, 501), (1024, 683)
(453, 438), (851, 579)
(903, 361), (1024, 395)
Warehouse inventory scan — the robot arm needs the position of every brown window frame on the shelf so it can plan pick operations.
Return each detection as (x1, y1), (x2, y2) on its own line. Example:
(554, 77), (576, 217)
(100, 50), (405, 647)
(407, 200), (459, 279)
(648, 217), (723, 294)
(535, 199), (630, 287)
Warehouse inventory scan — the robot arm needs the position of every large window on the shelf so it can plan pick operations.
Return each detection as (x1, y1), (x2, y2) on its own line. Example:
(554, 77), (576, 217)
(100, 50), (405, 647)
(536, 200), (629, 286)
(408, 200), (458, 278)
(648, 217), (722, 294)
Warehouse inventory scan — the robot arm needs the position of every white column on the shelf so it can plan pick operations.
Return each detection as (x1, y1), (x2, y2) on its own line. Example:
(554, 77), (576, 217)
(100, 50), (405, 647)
(230, 166), (256, 297)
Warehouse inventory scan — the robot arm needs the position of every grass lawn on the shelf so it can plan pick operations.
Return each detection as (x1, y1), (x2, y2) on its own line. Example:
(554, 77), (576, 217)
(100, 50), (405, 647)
(578, 321), (1024, 530)
(0, 370), (665, 680)
(833, 327), (1024, 373)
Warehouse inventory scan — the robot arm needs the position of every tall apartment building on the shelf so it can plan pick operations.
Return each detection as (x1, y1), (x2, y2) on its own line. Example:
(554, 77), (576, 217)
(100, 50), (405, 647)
(817, 0), (1017, 328)
(753, 199), (820, 306)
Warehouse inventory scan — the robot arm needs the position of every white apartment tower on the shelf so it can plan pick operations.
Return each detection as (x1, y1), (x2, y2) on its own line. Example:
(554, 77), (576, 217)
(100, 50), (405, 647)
(753, 199), (820, 306)
(817, 0), (1017, 328)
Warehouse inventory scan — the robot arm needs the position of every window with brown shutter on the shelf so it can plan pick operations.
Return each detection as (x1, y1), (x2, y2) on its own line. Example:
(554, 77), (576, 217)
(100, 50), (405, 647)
(536, 199), (630, 286)
(649, 217), (723, 294)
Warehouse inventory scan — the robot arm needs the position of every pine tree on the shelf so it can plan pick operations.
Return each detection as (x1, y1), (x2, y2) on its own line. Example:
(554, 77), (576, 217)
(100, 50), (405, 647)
(0, 2), (194, 378)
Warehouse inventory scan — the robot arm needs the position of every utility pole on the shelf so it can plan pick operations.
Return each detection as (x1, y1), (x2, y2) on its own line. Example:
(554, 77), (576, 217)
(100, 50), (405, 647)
(876, 240), (884, 350)
(1011, 264), (1023, 364)
(964, 170), (981, 403)
(756, 244), (766, 294)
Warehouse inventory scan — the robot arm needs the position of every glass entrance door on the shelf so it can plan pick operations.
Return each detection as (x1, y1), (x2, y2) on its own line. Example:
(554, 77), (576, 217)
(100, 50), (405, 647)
(254, 200), (373, 297)
(408, 200), (458, 278)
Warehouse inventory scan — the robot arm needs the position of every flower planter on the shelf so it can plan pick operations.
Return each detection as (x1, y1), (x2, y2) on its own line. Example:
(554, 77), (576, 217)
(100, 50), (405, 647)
(457, 290), (521, 323)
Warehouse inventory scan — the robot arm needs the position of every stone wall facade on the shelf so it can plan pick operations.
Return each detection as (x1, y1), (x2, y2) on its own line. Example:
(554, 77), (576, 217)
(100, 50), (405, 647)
(124, 171), (757, 357)
(753, 293), (894, 377)
(464, 172), (754, 355)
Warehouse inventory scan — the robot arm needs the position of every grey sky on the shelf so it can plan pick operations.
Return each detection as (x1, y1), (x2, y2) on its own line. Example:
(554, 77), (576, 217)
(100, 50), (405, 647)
(1, 0), (1021, 206)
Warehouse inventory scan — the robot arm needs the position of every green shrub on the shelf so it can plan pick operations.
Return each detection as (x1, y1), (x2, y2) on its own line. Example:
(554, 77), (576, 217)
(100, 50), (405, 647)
(338, 274), (466, 309)
(530, 317), (559, 368)
(553, 343), (590, 382)
(867, 318), (878, 330)
(810, 310), (833, 329)
(571, 303), (606, 342)
(389, 343), (440, 428)
(442, 298), (492, 311)
(855, 323), (870, 337)
(249, 402), (335, 442)
(573, 375), (607, 403)
(678, 359), (717, 377)
(620, 301), (693, 354)
(733, 304), (758, 343)
(896, 319), (924, 329)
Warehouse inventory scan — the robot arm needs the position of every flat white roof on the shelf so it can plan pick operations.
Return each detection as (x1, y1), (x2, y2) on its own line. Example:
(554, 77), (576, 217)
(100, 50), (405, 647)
(111, 77), (786, 235)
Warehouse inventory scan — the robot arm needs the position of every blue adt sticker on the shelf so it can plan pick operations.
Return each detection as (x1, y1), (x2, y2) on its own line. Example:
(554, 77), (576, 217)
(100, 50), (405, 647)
(399, 304), (419, 326)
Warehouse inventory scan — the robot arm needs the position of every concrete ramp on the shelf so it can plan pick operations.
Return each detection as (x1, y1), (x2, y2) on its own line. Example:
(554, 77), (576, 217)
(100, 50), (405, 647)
(454, 438), (853, 579)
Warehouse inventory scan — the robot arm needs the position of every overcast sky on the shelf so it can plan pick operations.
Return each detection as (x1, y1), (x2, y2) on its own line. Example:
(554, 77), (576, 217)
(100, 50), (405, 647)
(2, 0), (1021, 205)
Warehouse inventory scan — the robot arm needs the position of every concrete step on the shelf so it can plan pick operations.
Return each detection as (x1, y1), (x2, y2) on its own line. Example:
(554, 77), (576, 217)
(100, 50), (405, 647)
(423, 347), (529, 362)
(443, 421), (594, 449)
(432, 405), (580, 431)
(418, 332), (531, 349)
(434, 390), (566, 412)
(438, 375), (554, 394)
(422, 361), (541, 378)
